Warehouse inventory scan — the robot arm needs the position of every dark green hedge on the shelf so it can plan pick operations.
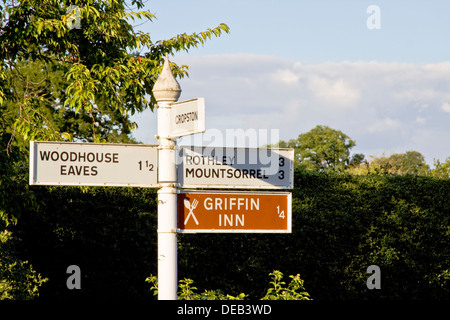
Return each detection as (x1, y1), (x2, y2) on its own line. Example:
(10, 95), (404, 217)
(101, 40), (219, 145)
(178, 171), (450, 300)
(12, 186), (158, 300)
(11, 170), (450, 300)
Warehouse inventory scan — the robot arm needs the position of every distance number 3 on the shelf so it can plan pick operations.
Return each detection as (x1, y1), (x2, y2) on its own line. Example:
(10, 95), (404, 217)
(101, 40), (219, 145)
(278, 157), (285, 179)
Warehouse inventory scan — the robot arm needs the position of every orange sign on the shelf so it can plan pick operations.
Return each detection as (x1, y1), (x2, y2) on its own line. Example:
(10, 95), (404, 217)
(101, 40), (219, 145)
(177, 191), (291, 233)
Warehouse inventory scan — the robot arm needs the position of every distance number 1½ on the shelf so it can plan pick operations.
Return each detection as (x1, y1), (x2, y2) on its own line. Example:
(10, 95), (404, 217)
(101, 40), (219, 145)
(138, 160), (154, 171)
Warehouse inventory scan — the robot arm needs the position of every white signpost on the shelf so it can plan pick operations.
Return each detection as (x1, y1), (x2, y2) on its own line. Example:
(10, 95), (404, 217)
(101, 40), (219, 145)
(169, 98), (205, 138)
(28, 55), (294, 300)
(177, 146), (294, 189)
(29, 141), (158, 187)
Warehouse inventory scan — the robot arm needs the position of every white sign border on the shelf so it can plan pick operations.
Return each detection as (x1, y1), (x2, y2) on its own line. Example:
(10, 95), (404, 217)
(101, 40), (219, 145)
(29, 141), (159, 188)
(176, 147), (294, 190)
(169, 97), (206, 138)
(176, 190), (292, 234)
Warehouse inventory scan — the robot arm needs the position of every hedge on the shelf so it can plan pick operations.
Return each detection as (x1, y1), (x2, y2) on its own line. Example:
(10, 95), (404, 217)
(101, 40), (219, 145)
(8, 170), (450, 300)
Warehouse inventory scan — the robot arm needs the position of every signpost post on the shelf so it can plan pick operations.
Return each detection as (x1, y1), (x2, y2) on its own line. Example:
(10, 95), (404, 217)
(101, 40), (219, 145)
(152, 54), (182, 300)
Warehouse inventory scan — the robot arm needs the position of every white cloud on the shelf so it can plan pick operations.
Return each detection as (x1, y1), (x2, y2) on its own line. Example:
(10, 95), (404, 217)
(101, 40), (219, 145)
(271, 69), (300, 84)
(132, 54), (450, 162)
(415, 116), (426, 124)
(441, 102), (450, 113)
(368, 117), (402, 133)
(307, 76), (360, 108)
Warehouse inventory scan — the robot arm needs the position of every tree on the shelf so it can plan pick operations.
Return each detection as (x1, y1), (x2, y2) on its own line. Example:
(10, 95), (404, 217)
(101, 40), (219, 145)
(0, 0), (229, 219)
(275, 125), (364, 172)
(0, 0), (229, 299)
(431, 157), (450, 179)
(0, 0), (229, 148)
(369, 151), (430, 175)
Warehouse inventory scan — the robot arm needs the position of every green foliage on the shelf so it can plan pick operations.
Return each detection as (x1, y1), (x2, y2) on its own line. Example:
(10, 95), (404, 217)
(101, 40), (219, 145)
(0, 229), (48, 299)
(355, 151), (430, 176)
(274, 125), (364, 172)
(146, 274), (246, 300)
(1, 0), (229, 147)
(0, 0), (230, 301)
(178, 170), (449, 300)
(430, 157), (450, 179)
(10, 186), (158, 299)
(1, 171), (448, 300)
(146, 270), (310, 300)
(261, 271), (311, 300)
(0, 128), (37, 226)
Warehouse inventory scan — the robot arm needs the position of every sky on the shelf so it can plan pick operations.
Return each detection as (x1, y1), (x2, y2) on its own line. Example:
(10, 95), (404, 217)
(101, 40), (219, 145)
(129, 0), (450, 165)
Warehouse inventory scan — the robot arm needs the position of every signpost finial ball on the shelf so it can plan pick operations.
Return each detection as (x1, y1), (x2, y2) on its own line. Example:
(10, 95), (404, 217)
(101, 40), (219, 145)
(152, 54), (182, 102)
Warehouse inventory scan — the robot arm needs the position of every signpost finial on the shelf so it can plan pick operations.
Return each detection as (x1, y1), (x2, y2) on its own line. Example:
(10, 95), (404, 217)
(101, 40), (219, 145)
(152, 54), (182, 102)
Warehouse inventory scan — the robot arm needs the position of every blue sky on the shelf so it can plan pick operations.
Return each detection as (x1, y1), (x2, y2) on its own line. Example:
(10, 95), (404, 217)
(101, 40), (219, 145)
(130, 0), (450, 165)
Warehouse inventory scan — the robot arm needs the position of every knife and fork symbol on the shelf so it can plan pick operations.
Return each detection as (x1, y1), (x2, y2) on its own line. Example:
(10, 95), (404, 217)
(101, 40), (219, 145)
(184, 198), (199, 225)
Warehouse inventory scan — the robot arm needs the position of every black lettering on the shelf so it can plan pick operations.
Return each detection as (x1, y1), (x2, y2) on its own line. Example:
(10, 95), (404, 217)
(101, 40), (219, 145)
(242, 169), (249, 179)
(39, 151), (51, 161)
(51, 151), (59, 161)
(257, 169), (262, 179)
(186, 168), (195, 177)
(227, 168), (234, 178)
(83, 166), (89, 175)
(113, 153), (119, 163)
(195, 168), (203, 177)
(70, 152), (77, 161)
(96, 153), (103, 162)
(78, 152), (86, 162)
(192, 156), (201, 165)
(75, 166), (83, 175)
(91, 166), (98, 176)
(68, 166), (75, 175)
(87, 153), (95, 162)
(61, 165), (67, 175)
(249, 169), (256, 178)
(60, 152), (69, 161)
(104, 153), (112, 163)
(175, 111), (198, 124)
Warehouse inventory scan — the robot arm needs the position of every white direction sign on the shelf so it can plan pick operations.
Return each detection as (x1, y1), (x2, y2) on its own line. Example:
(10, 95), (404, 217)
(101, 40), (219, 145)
(29, 141), (158, 187)
(176, 146), (294, 189)
(170, 98), (205, 138)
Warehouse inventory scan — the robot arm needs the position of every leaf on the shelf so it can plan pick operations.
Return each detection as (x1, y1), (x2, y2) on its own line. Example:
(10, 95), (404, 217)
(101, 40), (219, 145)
(61, 132), (73, 141)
